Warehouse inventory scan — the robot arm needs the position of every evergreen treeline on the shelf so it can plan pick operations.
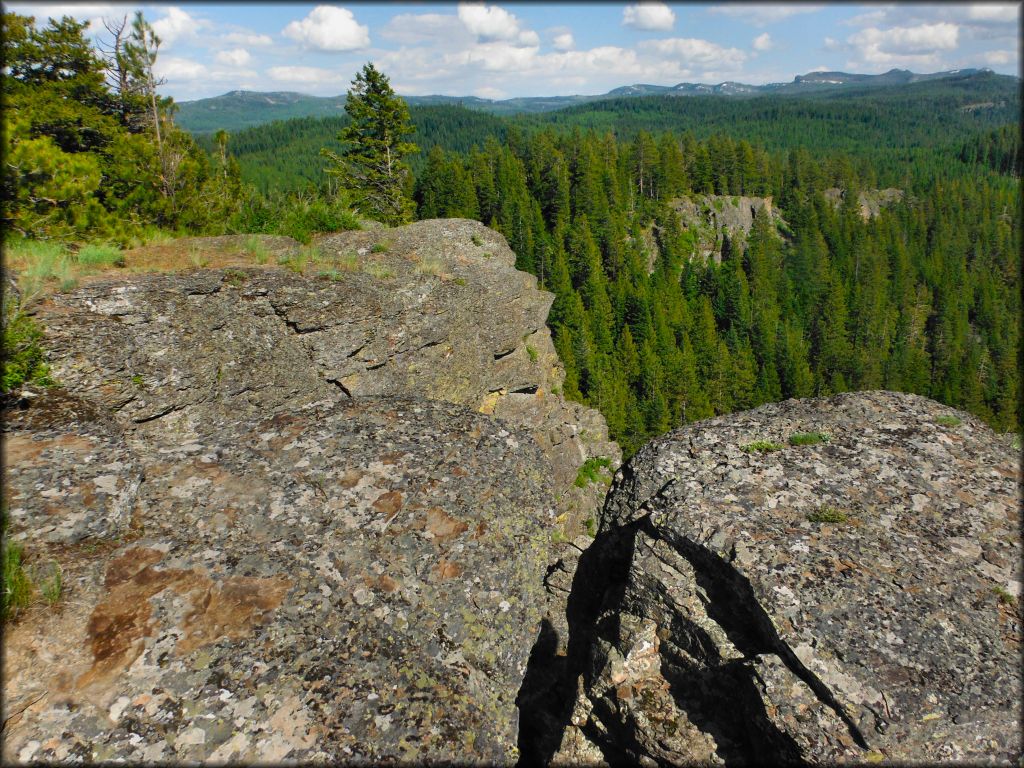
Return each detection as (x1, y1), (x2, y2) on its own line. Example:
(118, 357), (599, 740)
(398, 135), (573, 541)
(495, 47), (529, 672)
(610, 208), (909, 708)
(413, 128), (1020, 454)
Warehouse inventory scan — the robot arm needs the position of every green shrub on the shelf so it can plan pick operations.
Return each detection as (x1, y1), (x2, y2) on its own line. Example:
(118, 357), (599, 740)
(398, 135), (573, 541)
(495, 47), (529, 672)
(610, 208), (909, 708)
(37, 561), (62, 606)
(471, 234), (483, 246)
(371, 241), (390, 253)
(223, 268), (248, 287)
(583, 517), (597, 538)
(741, 440), (785, 453)
(364, 262), (395, 280)
(806, 506), (848, 523)
(243, 235), (270, 264)
(2, 304), (54, 393)
(76, 243), (124, 268)
(2, 538), (31, 621)
(992, 585), (1015, 606)
(574, 456), (614, 488)
(789, 432), (830, 446)
(526, 345), (539, 363)
(935, 415), (962, 427)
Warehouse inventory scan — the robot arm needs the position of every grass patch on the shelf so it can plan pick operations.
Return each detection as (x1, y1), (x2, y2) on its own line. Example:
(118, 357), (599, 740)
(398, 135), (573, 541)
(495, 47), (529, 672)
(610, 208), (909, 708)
(223, 268), (248, 287)
(935, 415), (962, 427)
(526, 345), (538, 363)
(2, 537), (32, 621)
(415, 258), (445, 277)
(471, 234), (483, 246)
(371, 241), (390, 253)
(741, 440), (785, 454)
(317, 269), (345, 282)
(806, 506), (848, 524)
(243, 235), (270, 264)
(1012, 434), (1022, 451)
(583, 517), (597, 538)
(364, 261), (395, 280)
(337, 252), (361, 272)
(789, 432), (830, 446)
(574, 456), (614, 488)
(188, 246), (209, 269)
(76, 243), (124, 268)
(37, 561), (62, 606)
(992, 586), (1015, 606)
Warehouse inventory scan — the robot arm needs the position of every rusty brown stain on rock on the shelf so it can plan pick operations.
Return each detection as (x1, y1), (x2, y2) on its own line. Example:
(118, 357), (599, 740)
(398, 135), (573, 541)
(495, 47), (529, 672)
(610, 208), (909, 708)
(425, 507), (468, 544)
(373, 491), (403, 518)
(79, 547), (290, 690)
(178, 575), (292, 654)
(380, 451), (405, 465)
(339, 470), (363, 489)
(3, 434), (99, 467)
(375, 574), (400, 593)
(433, 559), (463, 581)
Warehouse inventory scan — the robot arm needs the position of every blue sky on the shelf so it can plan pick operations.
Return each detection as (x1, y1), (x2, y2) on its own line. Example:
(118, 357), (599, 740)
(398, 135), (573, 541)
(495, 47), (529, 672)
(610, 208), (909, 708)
(7, 2), (1020, 101)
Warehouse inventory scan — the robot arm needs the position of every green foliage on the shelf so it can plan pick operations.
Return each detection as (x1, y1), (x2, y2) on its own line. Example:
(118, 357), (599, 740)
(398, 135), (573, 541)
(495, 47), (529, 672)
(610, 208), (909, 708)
(935, 415), (962, 427)
(2, 537), (32, 621)
(371, 241), (390, 253)
(2, 302), (54, 393)
(243, 235), (269, 264)
(806, 506), (848, 523)
(992, 586), (1015, 606)
(583, 517), (597, 538)
(574, 456), (614, 488)
(526, 345), (539, 363)
(229, 191), (361, 244)
(37, 561), (62, 606)
(76, 244), (125, 268)
(323, 64), (418, 226)
(741, 440), (785, 453)
(789, 432), (830, 446)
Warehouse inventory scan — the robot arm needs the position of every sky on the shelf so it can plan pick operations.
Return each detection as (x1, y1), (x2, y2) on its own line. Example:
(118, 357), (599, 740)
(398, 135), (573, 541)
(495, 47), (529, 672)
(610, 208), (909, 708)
(7, 2), (1021, 102)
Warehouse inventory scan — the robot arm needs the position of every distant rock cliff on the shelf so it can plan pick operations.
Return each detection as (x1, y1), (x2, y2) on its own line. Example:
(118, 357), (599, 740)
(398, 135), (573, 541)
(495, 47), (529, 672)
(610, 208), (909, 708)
(3, 222), (1019, 765)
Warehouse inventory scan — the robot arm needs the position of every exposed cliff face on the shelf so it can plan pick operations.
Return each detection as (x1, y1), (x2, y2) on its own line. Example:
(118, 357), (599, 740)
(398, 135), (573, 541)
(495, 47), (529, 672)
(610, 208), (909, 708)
(669, 194), (786, 263)
(522, 391), (1021, 765)
(2, 219), (616, 763)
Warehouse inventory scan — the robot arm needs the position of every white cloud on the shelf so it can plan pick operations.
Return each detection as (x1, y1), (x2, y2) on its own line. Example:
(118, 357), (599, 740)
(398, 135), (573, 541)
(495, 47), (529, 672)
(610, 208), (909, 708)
(708, 4), (825, 26)
(474, 85), (507, 99)
(753, 32), (773, 52)
(446, 40), (539, 72)
(154, 55), (206, 81)
(267, 65), (341, 85)
(458, 3), (524, 41)
(553, 32), (575, 51)
(215, 48), (251, 67)
(223, 31), (273, 47)
(981, 49), (1016, 65)
(622, 3), (676, 31)
(381, 13), (463, 44)
(282, 6), (370, 51)
(967, 4), (1018, 23)
(152, 7), (204, 48)
(849, 22), (960, 57)
(6, 3), (120, 22)
(645, 37), (748, 68)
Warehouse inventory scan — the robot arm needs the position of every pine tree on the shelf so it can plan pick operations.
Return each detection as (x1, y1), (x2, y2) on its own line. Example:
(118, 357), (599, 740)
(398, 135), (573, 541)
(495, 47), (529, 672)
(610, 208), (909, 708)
(323, 63), (418, 226)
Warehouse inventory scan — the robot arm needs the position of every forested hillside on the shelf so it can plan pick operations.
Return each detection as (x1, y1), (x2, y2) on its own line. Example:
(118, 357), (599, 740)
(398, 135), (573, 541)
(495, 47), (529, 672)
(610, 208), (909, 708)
(411, 129), (1020, 454)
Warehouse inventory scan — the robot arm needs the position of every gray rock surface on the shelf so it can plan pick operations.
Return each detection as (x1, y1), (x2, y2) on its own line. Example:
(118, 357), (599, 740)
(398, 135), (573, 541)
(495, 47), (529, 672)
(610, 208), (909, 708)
(2, 219), (618, 764)
(4, 393), (557, 763)
(522, 391), (1021, 765)
(669, 195), (785, 262)
(823, 187), (905, 219)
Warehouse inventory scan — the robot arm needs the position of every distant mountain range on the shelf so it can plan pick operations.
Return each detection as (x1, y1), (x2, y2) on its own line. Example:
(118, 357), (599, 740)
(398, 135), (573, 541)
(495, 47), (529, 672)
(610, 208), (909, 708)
(176, 68), (1013, 133)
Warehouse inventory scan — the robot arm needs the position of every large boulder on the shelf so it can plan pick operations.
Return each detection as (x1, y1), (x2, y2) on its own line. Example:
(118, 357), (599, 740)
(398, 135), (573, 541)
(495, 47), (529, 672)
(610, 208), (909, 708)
(524, 391), (1021, 765)
(2, 220), (619, 763)
(3, 393), (557, 763)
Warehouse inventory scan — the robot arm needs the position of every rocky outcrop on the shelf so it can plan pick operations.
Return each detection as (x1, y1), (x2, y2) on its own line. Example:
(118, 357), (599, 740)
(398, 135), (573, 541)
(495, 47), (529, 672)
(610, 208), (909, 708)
(669, 195), (785, 263)
(522, 391), (1021, 765)
(2, 219), (618, 764)
(823, 187), (905, 220)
